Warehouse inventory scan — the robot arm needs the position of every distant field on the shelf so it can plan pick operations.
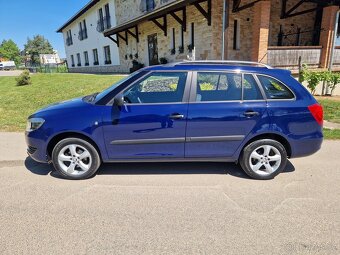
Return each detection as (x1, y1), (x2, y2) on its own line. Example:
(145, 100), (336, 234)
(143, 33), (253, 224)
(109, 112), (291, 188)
(0, 73), (124, 131)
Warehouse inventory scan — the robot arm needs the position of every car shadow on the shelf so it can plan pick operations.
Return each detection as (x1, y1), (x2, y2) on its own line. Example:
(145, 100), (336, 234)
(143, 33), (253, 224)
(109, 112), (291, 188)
(25, 157), (295, 180)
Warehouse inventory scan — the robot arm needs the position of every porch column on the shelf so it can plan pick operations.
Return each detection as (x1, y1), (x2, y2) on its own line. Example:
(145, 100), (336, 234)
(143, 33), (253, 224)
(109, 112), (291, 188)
(320, 6), (339, 68)
(251, 0), (271, 63)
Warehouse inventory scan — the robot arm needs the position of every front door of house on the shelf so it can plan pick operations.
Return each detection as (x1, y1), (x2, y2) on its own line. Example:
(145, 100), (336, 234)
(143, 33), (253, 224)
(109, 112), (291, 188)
(148, 34), (158, 65)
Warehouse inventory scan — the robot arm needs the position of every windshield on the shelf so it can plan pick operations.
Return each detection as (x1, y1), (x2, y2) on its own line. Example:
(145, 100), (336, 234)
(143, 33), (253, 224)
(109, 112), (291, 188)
(92, 73), (137, 102)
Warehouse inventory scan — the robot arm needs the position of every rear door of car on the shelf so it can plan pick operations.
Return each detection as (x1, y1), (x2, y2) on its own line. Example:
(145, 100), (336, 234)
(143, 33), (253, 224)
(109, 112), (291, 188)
(185, 71), (269, 158)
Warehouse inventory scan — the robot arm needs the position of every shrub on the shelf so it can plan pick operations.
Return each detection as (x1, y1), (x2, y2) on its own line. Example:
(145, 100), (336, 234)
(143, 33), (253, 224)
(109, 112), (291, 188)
(327, 72), (340, 95)
(16, 70), (31, 86)
(159, 57), (168, 64)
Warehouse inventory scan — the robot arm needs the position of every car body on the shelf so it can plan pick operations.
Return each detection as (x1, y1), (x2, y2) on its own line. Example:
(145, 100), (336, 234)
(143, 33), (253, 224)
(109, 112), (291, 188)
(25, 61), (323, 180)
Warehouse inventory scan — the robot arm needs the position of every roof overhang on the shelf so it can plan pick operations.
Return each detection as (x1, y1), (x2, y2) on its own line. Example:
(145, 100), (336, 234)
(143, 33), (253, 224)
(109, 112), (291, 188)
(57, 0), (101, 33)
(103, 0), (207, 37)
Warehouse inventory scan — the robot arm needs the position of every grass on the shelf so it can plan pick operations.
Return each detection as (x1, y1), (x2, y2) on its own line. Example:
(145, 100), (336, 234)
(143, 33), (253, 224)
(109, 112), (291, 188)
(0, 73), (124, 131)
(323, 129), (340, 140)
(318, 98), (340, 124)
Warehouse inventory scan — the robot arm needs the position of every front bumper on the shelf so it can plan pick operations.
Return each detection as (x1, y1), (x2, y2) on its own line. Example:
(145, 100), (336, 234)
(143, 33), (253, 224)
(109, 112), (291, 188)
(25, 131), (49, 163)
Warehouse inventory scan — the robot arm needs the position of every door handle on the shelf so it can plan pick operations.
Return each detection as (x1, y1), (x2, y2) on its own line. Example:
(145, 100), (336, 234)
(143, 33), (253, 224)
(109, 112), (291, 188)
(243, 111), (259, 117)
(169, 113), (185, 120)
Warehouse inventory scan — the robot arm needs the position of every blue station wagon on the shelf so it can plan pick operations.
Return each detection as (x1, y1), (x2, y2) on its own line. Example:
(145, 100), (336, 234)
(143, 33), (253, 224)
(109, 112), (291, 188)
(25, 61), (323, 180)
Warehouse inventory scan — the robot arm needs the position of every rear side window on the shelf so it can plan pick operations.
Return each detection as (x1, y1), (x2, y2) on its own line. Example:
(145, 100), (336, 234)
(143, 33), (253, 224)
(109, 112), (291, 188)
(243, 74), (263, 100)
(257, 75), (294, 99)
(196, 72), (242, 101)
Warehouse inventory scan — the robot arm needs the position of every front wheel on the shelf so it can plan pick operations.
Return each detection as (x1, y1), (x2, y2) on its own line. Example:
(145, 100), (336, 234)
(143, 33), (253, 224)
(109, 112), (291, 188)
(240, 139), (287, 180)
(52, 138), (101, 180)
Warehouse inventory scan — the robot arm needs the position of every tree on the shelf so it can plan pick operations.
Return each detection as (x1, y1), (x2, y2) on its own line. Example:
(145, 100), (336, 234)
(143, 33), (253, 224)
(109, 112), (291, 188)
(24, 35), (53, 65)
(0, 39), (22, 65)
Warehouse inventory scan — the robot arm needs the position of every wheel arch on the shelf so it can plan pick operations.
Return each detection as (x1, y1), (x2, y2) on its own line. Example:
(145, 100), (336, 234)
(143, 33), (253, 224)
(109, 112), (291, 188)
(240, 133), (292, 159)
(47, 132), (102, 160)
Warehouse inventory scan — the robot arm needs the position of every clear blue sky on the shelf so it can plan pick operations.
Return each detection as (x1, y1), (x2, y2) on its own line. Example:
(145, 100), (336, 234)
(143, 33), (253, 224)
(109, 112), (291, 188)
(0, 0), (89, 58)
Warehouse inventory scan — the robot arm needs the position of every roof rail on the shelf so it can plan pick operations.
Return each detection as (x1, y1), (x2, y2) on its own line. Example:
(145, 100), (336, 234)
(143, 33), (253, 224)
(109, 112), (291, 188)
(177, 60), (273, 69)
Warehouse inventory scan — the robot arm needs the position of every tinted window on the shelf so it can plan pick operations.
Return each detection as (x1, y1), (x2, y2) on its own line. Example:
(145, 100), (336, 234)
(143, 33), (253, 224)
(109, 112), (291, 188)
(243, 74), (263, 100)
(196, 72), (242, 101)
(257, 75), (294, 99)
(123, 72), (187, 104)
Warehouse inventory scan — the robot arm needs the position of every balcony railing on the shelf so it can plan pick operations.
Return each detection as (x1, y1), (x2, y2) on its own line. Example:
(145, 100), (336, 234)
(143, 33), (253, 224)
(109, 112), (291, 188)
(267, 46), (322, 69)
(97, 16), (111, 32)
(66, 37), (73, 46)
(78, 29), (88, 41)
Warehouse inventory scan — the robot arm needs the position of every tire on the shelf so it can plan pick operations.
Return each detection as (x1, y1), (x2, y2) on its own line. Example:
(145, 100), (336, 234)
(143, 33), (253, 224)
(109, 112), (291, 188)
(240, 139), (287, 180)
(52, 138), (101, 180)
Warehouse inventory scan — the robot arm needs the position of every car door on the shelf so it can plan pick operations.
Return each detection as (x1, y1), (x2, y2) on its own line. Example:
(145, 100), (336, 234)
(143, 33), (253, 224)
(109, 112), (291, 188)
(101, 71), (191, 159)
(185, 71), (269, 158)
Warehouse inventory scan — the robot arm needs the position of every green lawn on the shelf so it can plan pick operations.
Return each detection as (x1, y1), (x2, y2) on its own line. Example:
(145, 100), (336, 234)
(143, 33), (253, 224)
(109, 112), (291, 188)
(318, 98), (340, 124)
(0, 73), (124, 131)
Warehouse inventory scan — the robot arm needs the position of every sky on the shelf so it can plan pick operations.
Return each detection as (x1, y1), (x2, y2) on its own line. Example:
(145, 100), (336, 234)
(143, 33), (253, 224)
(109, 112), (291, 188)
(0, 0), (89, 58)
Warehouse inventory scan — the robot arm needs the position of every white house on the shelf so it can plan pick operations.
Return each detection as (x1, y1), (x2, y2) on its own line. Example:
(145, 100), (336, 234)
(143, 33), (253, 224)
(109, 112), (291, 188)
(57, 0), (122, 73)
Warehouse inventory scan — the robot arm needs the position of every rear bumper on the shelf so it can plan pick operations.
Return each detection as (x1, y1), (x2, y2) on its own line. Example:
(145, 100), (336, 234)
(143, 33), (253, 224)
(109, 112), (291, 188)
(289, 136), (323, 158)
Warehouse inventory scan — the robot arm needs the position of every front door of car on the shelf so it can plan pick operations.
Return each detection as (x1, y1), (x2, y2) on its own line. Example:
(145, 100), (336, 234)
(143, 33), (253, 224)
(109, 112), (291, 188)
(102, 71), (191, 159)
(185, 71), (269, 158)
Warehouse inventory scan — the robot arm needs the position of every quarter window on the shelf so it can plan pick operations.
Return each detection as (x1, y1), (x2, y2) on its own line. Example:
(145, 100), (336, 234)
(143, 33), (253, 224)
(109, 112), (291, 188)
(257, 75), (294, 99)
(123, 72), (188, 104)
(243, 74), (263, 100)
(196, 72), (242, 101)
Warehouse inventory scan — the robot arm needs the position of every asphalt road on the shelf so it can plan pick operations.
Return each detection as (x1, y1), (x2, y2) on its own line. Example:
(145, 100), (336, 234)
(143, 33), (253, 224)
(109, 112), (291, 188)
(0, 141), (339, 255)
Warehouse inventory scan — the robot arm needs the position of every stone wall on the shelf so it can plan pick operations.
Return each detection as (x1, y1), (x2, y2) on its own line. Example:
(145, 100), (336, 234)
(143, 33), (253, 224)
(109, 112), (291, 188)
(115, 0), (176, 24)
(269, 0), (317, 46)
(116, 2), (217, 72)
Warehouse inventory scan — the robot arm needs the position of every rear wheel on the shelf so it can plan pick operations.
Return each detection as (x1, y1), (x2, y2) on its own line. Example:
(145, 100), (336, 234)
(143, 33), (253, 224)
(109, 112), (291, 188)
(240, 139), (287, 180)
(52, 138), (101, 180)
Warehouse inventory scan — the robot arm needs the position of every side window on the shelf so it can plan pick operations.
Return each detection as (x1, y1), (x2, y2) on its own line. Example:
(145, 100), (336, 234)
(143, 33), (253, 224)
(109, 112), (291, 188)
(257, 75), (294, 99)
(123, 72), (187, 104)
(243, 74), (263, 100)
(196, 72), (242, 101)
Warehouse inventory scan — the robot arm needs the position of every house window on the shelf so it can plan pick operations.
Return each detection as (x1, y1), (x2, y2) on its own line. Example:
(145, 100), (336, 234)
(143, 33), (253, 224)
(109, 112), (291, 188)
(77, 53), (81, 66)
(104, 46), (111, 64)
(66, 30), (73, 46)
(189, 23), (194, 48)
(97, 8), (105, 32)
(84, 51), (89, 66)
(104, 4), (111, 29)
(170, 28), (175, 54)
(179, 27), (184, 53)
(145, 0), (155, 12)
(233, 19), (240, 50)
(70, 55), (75, 67)
(78, 20), (88, 40)
(93, 49), (99, 65)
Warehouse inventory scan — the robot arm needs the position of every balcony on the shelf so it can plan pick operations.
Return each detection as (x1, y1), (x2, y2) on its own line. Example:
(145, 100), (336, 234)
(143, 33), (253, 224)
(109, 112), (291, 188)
(267, 46), (322, 70)
(97, 16), (111, 32)
(78, 29), (88, 41)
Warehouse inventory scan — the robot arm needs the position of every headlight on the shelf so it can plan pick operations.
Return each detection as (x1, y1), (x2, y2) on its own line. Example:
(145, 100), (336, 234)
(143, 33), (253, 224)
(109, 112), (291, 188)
(26, 118), (45, 132)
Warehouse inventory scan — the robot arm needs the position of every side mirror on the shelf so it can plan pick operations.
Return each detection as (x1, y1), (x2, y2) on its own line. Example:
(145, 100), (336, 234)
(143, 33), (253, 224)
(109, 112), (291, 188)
(114, 94), (125, 106)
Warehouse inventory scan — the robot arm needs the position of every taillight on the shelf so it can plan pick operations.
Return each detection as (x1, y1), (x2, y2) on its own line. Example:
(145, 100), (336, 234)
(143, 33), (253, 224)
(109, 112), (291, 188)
(308, 104), (323, 126)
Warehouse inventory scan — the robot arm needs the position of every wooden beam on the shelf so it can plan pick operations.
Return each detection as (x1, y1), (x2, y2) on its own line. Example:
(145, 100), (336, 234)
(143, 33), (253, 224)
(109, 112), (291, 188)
(232, 0), (262, 12)
(151, 15), (167, 36)
(108, 35), (119, 47)
(170, 7), (187, 31)
(193, 0), (211, 26)
(117, 32), (127, 45)
(280, 0), (322, 19)
(126, 26), (139, 43)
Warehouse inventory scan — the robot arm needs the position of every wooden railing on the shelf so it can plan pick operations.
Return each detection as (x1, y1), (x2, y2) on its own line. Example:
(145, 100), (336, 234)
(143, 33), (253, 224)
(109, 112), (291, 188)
(267, 46), (322, 69)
